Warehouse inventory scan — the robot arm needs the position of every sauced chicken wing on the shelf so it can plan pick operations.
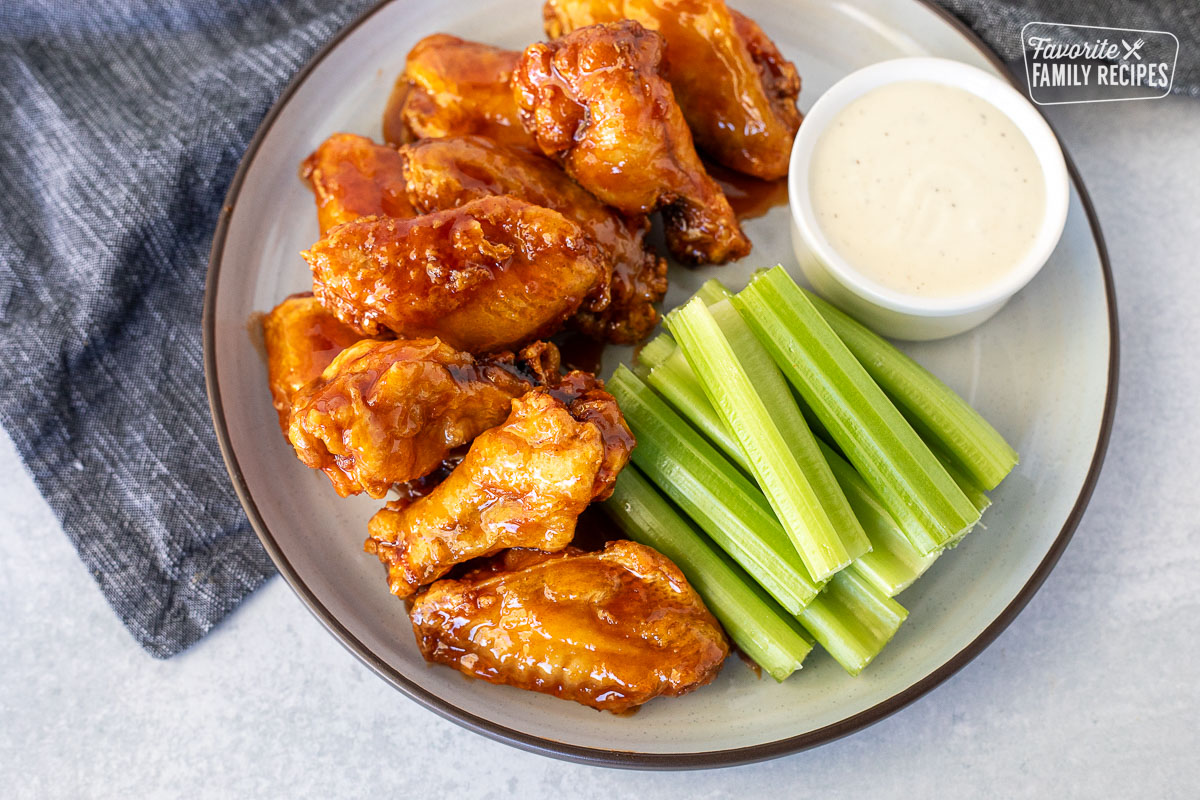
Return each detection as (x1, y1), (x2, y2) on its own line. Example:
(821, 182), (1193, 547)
(543, 0), (802, 180)
(366, 385), (634, 596)
(409, 541), (730, 712)
(301, 133), (415, 235)
(512, 20), (750, 265)
(540, 363), (635, 502)
(387, 34), (534, 150)
(401, 136), (667, 343)
(303, 195), (610, 353)
(262, 293), (371, 430)
(286, 338), (531, 498)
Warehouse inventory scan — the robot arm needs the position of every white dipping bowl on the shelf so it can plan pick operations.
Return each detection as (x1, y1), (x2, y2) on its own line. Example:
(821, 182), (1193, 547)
(789, 57), (1069, 341)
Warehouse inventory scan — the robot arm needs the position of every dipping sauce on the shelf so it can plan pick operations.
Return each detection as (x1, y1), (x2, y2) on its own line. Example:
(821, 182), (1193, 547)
(808, 80), (1045, 298)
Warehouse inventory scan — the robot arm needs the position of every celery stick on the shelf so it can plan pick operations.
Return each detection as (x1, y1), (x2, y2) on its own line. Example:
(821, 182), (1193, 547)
(634, 332), (677, 376)
(798, 568), (908, 676)
(648, 346), (751, 473)
(936, 447), (992, 515)
(639, 331), (945, 594)
(607, 365), (823, 613)
(838, 445), (990, 591)
(604, 467), (812, 681)
(610, 366), (899, 674)
(819, 439), (939, 596)
(663, 278), (732, 330)
(707, 300), (871, 563)
(796, 382), (989, 515)
(807, 291), (1018, 490)
(668, 297), (858, 580)
(694, 278), (733, 306)
(636, 327), (980, 593)
(735, 267), (981, 555)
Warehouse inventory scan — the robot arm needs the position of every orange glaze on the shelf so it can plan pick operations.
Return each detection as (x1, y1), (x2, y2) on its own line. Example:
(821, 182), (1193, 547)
(286, 338), (531, 498)
(543, 0), (803, 179)
(303, 196), (610, 353)
(301, 133), (415, 235)
(706, 160), (790, 221)
(512, 19), (750, 265)
(409, 541), (730, 713)
(544, 368), (636, 501)
(381, 76), (412, 147)
(366, 389), (606, 594)
(553, 330), (607, 374)
(400, 135), (666, 343)
(261, 293), (371, 431)
(394, 34), (535, 150)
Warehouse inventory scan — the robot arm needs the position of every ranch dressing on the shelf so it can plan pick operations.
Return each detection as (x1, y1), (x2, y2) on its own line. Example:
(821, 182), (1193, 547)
(809, 81), (1045, 298)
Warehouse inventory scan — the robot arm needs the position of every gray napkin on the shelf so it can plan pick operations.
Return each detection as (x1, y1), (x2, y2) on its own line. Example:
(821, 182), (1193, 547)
(0, 0), (1193, 658)
(940, 0), (1197, 97)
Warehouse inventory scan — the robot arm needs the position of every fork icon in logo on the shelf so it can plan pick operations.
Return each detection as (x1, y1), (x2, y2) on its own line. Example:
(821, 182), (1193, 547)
(1121, 38), (1146, 60)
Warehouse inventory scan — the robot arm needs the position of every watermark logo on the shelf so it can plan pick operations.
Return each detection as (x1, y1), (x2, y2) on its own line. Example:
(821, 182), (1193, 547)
(1022, 22), (1178, 105)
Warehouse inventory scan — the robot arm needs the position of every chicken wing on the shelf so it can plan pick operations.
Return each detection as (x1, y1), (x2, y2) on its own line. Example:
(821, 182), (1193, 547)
(366, 384), (634, 595)
(409, 541), (729, 712)
(301, 133), (415, 235)
(543, 1), (802, 180)
(302, 195), (610, 353)
(540, 365), (634, 502)
(387, 34), (534, 150)
(262, 293), (371, 430)
(512, 20), (750, 264)
(401, 135), (667, 343)
(286, 337), (531, 498)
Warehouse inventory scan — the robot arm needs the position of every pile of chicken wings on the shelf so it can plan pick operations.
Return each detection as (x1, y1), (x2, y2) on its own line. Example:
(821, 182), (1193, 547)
(263, 0), (802, 713)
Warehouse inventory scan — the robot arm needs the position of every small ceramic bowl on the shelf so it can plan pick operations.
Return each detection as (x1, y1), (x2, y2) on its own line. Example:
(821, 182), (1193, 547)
(788, 57), (1070, 341)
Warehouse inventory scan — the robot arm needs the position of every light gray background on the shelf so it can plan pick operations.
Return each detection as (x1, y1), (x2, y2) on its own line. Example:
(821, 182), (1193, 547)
(2, 97), (1197, 798)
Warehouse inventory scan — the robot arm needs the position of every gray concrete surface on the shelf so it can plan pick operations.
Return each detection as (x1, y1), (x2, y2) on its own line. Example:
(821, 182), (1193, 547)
(2, 96), (1197, 798)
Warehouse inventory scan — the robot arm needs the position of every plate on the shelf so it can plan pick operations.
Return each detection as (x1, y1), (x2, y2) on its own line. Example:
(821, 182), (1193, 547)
(204, 0), (1117, 769)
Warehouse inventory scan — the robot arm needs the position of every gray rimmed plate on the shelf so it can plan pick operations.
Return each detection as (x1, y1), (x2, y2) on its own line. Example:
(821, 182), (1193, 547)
(203, 0), (1117, 769)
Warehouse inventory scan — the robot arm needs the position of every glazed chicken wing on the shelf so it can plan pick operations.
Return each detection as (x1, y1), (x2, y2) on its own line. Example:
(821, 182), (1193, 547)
(543, 0), (802, 180)
(512, 20), (750, 264)
(401, 135), (667, 343)
(287, 337), (531, 498)
(386, 34), (534, 150)
(301, 132), (415, 235)
(366, 384), (634, 596)
(302, 195), (610, 353)
(262, 293), (371, 430)
(540, 364), (635, 502)
(410, 541), (729, 712)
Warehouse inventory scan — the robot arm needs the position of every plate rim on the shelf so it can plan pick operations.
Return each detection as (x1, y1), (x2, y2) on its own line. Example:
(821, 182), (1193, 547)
(202, 0), (1120, 771)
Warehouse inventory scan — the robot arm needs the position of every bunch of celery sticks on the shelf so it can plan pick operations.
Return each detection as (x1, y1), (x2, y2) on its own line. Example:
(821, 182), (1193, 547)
(603, 266), (1018, 679)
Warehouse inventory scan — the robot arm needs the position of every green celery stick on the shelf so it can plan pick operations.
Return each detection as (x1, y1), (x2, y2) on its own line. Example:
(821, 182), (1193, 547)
(734, 267), (981, 555)
(820, 439), (940, 596)
(610, 366), (904, 675)
(607, 365), (823, 613)
(798, 568), (908, 675)
(934, 447), (992, 515)
(806, 291), (1018, 490)
(648, 344), (751, 473)
(604, 467), (813, 681)
(706, 299), (871, 564)
(663, 279), (732, 330)
(694, 278), (733, 306)
(634, 332), (677, 376)
(668, 297), (861, 580)
(639, 330), (953, 595)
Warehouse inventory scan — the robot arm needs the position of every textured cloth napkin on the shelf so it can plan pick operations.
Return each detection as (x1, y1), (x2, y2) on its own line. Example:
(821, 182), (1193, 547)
(0, 0), (1194, 658)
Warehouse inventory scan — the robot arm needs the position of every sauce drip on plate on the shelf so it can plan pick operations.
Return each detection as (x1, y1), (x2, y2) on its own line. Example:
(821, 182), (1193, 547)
(707, 160), (790, 221)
